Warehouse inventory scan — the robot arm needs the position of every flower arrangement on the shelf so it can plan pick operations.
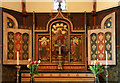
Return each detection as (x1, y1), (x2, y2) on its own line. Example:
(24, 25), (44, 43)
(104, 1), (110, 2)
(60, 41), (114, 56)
(27, 59), (41, 77)
(89, 59), (104, 82)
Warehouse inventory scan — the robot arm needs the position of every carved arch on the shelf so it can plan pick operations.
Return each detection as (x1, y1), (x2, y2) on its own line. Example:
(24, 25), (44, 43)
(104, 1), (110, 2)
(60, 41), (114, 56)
(101, 12), (115, 29)
(3, 12), (18, 30)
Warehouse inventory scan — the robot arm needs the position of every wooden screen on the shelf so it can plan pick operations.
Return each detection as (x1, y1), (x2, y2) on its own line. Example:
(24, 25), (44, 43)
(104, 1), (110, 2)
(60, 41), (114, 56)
(33, 9), (86, 70)
(88, 12), (116, 65)
(3, 12), (32, 65)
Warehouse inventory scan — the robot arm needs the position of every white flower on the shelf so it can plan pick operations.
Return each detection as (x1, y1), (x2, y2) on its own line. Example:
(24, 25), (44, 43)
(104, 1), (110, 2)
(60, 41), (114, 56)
(100, 63), (103, 66)
(38, 60), (41, 63)
(28, 59), (31, 62)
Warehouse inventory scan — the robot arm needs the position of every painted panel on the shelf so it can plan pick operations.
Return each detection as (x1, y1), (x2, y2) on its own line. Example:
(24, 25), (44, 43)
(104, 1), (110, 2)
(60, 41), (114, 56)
(22, 33), (29, 60)
(38, 36), (50, 63)
(7, 32), (14, 59)
(7, 17), (15, 28)
(104, 17), (112, 29)
(97, 32), (105, 60)
(51, 22), (69, 63)
(70, 36), (82, 63)
(105, 32), (112, 60)
(91, 33), (97, 60)
(15, 32), (22, 60)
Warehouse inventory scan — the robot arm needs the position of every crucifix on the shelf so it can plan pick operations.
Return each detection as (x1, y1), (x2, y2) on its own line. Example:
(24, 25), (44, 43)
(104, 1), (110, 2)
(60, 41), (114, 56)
(54, 38), (65, 69)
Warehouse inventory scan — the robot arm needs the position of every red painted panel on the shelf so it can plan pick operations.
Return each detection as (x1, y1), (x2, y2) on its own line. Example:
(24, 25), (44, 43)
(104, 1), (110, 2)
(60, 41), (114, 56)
(97, 33), (105, 60)
(15, 32), (22, 60)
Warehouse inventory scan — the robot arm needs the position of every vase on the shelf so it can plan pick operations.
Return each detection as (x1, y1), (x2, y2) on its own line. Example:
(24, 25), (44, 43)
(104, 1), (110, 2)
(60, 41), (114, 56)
(30, 75), (35, 83)
(95, 75), (100, 83)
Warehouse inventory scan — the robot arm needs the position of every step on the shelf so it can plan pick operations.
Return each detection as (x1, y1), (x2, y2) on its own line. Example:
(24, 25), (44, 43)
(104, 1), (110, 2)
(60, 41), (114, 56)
(21, 72), (94, 82)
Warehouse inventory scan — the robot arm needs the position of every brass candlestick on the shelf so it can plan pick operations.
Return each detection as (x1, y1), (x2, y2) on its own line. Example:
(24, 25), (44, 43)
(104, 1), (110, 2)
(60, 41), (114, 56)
(16, 66), (21, 83)
(58, 55), (62, 70)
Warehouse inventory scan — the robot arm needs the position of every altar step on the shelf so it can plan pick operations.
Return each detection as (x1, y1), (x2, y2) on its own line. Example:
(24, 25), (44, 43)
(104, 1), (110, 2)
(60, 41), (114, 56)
(21, 72), (94, 83)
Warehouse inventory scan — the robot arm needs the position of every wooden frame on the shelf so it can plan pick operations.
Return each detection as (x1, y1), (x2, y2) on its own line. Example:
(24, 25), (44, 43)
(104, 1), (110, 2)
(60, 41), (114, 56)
(32, 7), (87, 70)
(3, 12), (32, 65)
(88, 12), (116, 65)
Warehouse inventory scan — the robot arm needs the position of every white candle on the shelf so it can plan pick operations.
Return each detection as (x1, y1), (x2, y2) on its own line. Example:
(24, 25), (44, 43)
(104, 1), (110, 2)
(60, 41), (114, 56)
(106, 51), (107, 66)
(17, 51), (19, 65)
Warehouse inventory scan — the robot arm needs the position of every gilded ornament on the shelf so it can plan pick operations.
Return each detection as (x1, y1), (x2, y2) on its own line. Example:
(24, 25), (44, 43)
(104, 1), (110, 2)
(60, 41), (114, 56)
(73, 37), (79, 45)
(92, 44), (96, 51)
(60, 23), (63, 26)
(99, 44), (103, 50)
(92, 54), (97, 59)
(106, 44), (110, 50)
(92, 35), (96, 41)
(91, 41), (93, 44)
(108, 53), (111, 59)
(9, 23), (12, 27)
(91, 51), (93, 54)
(107, 23), (110, 27)
(23, 54), (28, 59)
(23, 35), (28, 41)
(99, 53), (104, 59)
(56, 23), (59, 27)
(106, 34), (111, 41)
(99, 34), (103, 41)
(110, 51), (112, 53)
(105, 40), (107, 43)
(39, 37), (49, 46)
(16, 44), (20, 50)
(9, 43), (13, 50)
(98, 51), (100, 54)
(96, 51), (97, 54)
(9, 34), (14, 40)
(8, 53), (14, 59)
(98, 41), (99, 43)
(23, 44), (28, 50)
(16, 34), (21, 41)
(102, 41), (104, 43)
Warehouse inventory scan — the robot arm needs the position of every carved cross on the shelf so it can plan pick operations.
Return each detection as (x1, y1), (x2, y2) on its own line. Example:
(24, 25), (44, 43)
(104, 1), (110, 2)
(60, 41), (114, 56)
(54, 39), (65, 69)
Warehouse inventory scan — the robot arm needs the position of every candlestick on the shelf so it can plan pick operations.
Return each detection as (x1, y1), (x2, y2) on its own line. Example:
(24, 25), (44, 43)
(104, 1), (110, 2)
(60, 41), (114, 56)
(16, 66), (21, 83)
(106, 51), (107, 66)
(105, 51), (108, 83)
(17, 51), (19, 65)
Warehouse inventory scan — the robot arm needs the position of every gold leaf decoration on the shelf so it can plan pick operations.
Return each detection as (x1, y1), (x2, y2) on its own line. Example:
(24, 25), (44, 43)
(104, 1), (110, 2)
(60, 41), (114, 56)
(106, 34), (111, 41)
(99, 34), (103, 41)
(92, 44), (96, 51)
(92, 35), (96, 41)
(106, 44), (110, 50)
(99, 44), (103, 50)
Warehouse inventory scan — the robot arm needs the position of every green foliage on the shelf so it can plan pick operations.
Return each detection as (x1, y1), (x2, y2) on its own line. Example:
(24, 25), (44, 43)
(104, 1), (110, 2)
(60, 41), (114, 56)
(89, 60), (104, 76)
(27, 60), (40, 76)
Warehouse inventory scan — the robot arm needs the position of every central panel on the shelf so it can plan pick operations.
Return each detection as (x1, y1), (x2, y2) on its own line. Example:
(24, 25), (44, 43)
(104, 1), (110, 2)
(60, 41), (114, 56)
(51, 21), (70, 63)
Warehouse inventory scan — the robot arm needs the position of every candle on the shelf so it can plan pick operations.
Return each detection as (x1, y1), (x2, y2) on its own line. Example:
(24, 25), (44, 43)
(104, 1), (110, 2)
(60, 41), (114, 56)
(106, 51), (107, 66)
(17, 51), (19, 65)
